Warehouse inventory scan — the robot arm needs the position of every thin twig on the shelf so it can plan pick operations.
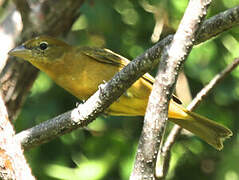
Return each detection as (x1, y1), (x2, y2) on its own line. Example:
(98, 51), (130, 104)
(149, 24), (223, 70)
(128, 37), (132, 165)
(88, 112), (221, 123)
(157, 58), (239, 179)
(130, 0), (211, 179)
(188, 58), (239, 110)
(15, 6), (239, 150)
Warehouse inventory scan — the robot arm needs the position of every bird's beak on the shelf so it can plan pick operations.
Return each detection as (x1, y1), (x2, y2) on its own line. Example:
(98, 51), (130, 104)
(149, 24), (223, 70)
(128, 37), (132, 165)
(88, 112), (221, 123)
(8, 45), (31, 59)
(8, 45), (26, 56)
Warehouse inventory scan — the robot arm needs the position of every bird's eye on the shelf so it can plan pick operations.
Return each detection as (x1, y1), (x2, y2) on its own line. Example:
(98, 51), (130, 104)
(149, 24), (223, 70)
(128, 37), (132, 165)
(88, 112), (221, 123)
(39, 42), (48, 50)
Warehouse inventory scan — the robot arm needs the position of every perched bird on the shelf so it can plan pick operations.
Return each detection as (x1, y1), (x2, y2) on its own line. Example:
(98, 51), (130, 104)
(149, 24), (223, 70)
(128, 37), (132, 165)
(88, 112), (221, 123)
(9, 36), (232, 150)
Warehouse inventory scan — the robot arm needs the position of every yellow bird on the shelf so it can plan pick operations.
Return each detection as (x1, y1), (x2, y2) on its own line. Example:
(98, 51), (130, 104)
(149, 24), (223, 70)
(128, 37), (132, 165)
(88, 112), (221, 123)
(9, 36), (232, 150)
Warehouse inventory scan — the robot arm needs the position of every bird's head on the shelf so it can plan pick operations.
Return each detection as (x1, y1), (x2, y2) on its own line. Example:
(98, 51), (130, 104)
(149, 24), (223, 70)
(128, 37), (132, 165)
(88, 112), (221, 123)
(8, 36), (70, 63)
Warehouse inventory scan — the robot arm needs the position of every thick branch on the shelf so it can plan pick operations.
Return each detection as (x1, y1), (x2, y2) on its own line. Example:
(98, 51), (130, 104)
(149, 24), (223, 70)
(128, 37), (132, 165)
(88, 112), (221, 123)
(130, 0), (211, 179)
(15, 6), (239, 150)
(0, 93), (34, 180)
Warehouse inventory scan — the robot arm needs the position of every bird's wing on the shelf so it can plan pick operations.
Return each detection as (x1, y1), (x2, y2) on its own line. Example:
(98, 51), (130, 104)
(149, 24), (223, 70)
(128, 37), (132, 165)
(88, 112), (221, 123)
(79, 47), (129, 66)
(80, 47), (182, 104)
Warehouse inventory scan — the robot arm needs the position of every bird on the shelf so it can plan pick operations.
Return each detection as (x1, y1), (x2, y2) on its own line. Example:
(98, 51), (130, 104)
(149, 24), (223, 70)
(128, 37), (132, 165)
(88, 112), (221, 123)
(8, 36), (232, 150)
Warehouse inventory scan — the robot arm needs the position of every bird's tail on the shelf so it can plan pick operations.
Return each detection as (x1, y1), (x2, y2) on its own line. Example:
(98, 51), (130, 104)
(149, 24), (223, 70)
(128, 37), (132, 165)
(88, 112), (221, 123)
(169, 103), (232, 150)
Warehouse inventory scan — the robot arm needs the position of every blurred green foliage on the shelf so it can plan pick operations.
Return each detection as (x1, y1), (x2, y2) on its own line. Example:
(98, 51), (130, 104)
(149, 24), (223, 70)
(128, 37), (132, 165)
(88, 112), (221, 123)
(9, 0), (239, 179)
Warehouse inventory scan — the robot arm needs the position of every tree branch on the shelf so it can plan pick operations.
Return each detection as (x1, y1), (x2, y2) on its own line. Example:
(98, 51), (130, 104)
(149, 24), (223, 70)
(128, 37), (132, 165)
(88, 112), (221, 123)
(131, 0), (212, 179)
(156, 57), (239, 179)
(196, 6), (239, 44)
(15, 5), (239, 150)
(0, 93), (35, 180)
